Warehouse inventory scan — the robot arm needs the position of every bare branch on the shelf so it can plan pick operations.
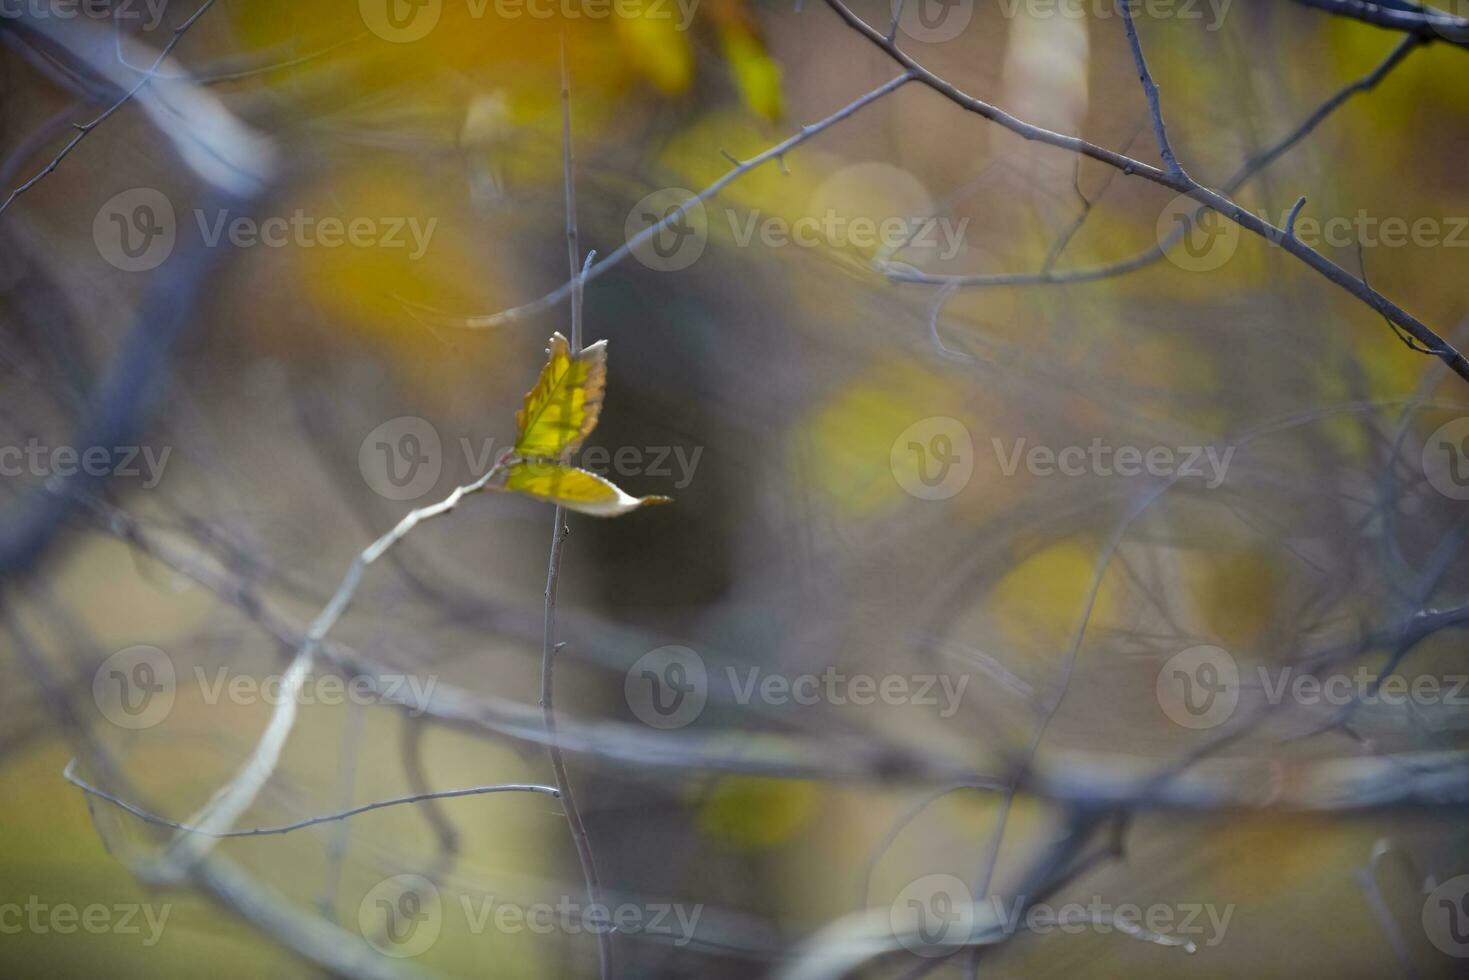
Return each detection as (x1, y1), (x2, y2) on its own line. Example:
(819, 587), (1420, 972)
(1291, 0), (1469, 44)
(890, 34), (1420, 289)
(64, 758), (559, 838)
(820, 0), (1469, 384)
(1117, 0), (1186, 177)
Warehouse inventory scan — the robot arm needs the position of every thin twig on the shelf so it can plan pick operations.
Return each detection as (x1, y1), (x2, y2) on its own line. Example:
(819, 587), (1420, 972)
(893, 34), (1422, 293)
(76, 485), (1469, 811)
(1118, 0), (1186, 178)
(1285, 195), (1309, 239)
(149, 464), (506, 883)
(64, 759), (558, 838)
(0, 0), (221, 217)
(542, 43), (611, 980)
(818, 0), (1469, 383)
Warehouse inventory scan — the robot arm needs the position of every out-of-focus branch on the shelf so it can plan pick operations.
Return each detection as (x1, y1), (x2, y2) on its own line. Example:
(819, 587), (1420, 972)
(6, 596), (424, 980)
(71, 490), (1469, 814)
(146, 464), (508, 885)
(1290, 0), (1469, 44)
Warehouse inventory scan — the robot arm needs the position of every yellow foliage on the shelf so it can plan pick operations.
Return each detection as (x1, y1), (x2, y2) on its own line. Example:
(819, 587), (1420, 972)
(503, 461), (671, 515)
(514, 334), (608, 458)
(694, 776), (819, 850)
(615, 0), (696, 95)
(796, 361), (974, 517)
(294, 167), (493, 351)
(989, 538), (1122, 653)
(719, 22), (783, 122)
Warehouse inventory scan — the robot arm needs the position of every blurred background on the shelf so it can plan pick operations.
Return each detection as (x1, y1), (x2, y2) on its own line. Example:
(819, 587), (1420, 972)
(2, 0), (1469, 976)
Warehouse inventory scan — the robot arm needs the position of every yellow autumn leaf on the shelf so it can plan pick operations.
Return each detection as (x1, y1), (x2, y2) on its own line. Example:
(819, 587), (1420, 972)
(614, 0), (696, 96)
(502, 462), (671, 517)
(719, 23), (783, 123)
(514, 333), (608, 458)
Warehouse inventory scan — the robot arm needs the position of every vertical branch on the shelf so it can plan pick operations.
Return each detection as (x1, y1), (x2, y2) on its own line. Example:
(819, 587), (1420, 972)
(538, 36), (612, 980)
(563, 34), (583, 351)
(1117, 0), (1185, 178)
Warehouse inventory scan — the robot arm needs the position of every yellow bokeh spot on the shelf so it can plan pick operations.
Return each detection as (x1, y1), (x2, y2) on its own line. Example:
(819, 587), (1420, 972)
(989, 538), (1122, 652)
(695, 776), (819, 850)
(720, 24), (783, 122)
(797, 362), (973, 517)
(615, 1), (696, 96)
(1179, 546), (1279, 650)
